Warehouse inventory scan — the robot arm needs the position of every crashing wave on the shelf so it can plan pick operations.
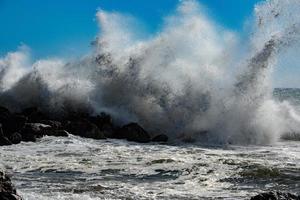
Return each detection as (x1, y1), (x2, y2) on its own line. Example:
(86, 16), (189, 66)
(1, 0), (300, 144)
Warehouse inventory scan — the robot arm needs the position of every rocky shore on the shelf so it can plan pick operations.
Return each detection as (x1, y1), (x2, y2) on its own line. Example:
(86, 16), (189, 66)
(0, 171), (22, 200)
(0, 106), (168, 147)
(250, 192), (300, 200)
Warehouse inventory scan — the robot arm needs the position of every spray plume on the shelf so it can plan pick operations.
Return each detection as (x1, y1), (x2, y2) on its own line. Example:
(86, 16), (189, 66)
(1, 0), (300, 144)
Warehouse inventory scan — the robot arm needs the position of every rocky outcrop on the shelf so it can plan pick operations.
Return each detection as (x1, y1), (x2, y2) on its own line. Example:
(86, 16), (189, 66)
(0, 106), (27, 140)
(152, 134), (168, 143)
(65, 119), (106, 140)
(21, 107), (47, 123)
(0, 106), (11, 123)
(19, 123), (50, 142)
(0, 171), (22, 200)
(20, 122), (70, 140)
(2, 115), (27, 136)
(114, 123), (151, 143)
(250, 191), (300, 200)
(0, 124), (12, 146)
(88, 113), (115, 138)
(8, 133), (22, 144)
(281, 132), (300, 141)
(44, 130), (69, 137)
(0, 107), (26, 145)
(37, 120), (62, 130)
(0, 105), (164, 145)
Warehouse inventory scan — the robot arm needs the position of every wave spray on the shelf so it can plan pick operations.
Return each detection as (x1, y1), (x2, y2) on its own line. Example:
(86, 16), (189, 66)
(1, 0), (300, 144)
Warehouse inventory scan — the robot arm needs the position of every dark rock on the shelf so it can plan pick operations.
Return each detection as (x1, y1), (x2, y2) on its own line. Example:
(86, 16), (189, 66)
(21, 107), (47, 123)
(0, 171), (23, 200)
(38, 120), (62, 130)
(0, 171), (15, 194)
(114, 123), (151, 143)
(44, 130), (69, 137)
(0, 192), (22, 200)
(8, 133), (22, 144)
(100, 124), (115, 138)
(19, 122), (58, 142)
(89, 112), (112, 126)
(20, 123), (42, 142)
(152, 134), (168, 143)
(0, 108), (26, 138)
(281, 132), (300, 141)
(54, 130), (69, 137)
(19, 130), (36, 142)
(89, 113), (115, 138)
(0, 136), (12, 146)
(0, 106), (11, 124)
(65, 120), (105, 139)
(65, 110), (91, 122)
(0, 106), (11, 137)
(10, 115), (27, 132)
(21, 107), (38, 116)
(250, 191), (300, 200)
(20, 123), (52, 140)
(177, 133), (196, 143)
(2, 115), (27, 136)
(0, 124), (12, 146)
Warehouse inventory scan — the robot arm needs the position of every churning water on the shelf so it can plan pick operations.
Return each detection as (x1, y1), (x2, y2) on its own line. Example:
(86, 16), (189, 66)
(1, 0), (300, 199)
(0, 132), (299, 199)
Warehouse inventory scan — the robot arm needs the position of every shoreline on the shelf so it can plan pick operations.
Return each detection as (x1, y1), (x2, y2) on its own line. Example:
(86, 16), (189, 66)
(0, 105), (169, 148)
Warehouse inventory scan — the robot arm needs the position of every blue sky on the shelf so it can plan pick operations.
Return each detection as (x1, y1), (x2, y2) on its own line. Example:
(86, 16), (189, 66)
(0, 0), (263, 59)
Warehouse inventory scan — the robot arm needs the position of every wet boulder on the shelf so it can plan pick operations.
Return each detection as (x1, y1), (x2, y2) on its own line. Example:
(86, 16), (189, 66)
(43, 130), (69, 137)
(88, 113), (115, 138)
(8, 133), (22, 145)
(65, 119), (105, 139)
(0, 171), (23, 200)
(0, 106), (11, 123)
(21, 107), (47, 123)
(250, 191), (300, 200)
(0, 136), (12, 146)
(0, 107), (27, 138)
(2, 115), (27, 136)
(0, 171), (15, 194)
(20, 122), (68, 140)
(38, 120), (62, 130)
(0, 193), (22, 200)
(19, 129), (36, 142)
(19, 123), (51, 142)
(281, 132), (300, 141)
(100, 124), (115, 138)
(53, 130), (69, 137)
(89, 113), (112, 126)
(152, 134), (168, 143)
(114, 123), (151, 143)
(30, 121), (68, 137)
(20, 107), (38, 116)
(0, 124), (12, 146)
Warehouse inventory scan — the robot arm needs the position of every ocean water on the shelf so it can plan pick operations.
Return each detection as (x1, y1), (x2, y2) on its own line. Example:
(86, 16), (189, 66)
(0, 90), (299, 200)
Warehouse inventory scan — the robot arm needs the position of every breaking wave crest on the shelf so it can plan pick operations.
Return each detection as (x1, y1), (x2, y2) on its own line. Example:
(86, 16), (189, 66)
(1, 0), (300, 144)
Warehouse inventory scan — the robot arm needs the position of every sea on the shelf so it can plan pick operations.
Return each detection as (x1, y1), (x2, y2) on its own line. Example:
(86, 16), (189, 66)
(1, 0), (300, 199)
